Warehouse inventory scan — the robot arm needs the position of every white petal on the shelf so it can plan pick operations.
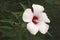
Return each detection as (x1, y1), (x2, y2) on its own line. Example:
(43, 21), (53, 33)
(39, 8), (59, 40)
(23, 8), (33, 22)
(27, 22), (38, 35)
(38, 22), (49, 34)
(40, 12), (50, 23)
(32, 4), (44, 14)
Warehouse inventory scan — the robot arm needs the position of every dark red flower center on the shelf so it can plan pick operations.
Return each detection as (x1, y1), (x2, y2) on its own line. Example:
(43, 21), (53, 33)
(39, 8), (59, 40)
(32, 16), (38, 24)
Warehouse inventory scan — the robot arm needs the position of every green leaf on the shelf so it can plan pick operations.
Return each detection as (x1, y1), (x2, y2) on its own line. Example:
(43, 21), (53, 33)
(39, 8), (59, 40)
(20, 3), (27, 10)
(0, 26), (12, 29)
(11, 12), (21, 23)
(0, 19), (15, 23)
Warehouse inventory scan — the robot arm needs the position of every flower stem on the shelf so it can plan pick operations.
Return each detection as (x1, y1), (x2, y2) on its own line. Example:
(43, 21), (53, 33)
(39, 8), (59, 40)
(47, 32), (53, 37)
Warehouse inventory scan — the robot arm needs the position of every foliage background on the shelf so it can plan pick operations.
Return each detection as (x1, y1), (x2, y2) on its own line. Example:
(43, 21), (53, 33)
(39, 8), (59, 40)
(0, 0), (60, 40)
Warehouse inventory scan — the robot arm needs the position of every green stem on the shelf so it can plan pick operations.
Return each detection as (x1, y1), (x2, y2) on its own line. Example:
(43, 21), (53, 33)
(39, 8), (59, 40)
(47, 32), (53, 37)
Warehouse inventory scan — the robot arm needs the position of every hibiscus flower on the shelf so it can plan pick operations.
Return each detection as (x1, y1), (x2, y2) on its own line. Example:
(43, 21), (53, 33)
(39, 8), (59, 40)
(22, 4), (50, 35)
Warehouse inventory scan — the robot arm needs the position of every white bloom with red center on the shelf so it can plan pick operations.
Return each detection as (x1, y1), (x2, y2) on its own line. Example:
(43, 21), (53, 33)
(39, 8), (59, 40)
(22, 4), (50, 35)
